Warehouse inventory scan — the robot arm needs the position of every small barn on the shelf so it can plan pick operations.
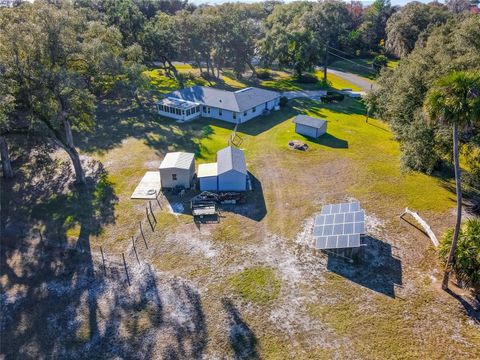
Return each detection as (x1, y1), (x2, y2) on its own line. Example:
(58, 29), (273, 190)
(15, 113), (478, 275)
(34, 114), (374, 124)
(159, 152), (195, 189)
(293, 115), (327, 138)
(217, 146), (247, 191)
(197, 146), (247, 192)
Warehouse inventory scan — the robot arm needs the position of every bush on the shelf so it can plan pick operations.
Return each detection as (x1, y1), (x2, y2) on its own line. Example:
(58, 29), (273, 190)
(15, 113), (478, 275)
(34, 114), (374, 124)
(372, 55), (388, 73)
(279, 96), (288, 107)
(295, 73), (318, 84)
(320, 92), (345, 103)
(439, 219), (480, 290)
(256, 69), (272, 80)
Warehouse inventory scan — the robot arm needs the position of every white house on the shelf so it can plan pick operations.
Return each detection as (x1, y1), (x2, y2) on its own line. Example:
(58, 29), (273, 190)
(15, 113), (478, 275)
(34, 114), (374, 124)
(157, 86), (280, 123)
(197, 146), (247, 192)
(159, 152), (195, 189)
(293, 115), (327, 138)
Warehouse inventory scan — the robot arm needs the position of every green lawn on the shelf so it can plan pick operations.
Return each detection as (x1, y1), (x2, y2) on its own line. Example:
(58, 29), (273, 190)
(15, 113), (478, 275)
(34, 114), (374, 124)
(5, 65), (479, 360)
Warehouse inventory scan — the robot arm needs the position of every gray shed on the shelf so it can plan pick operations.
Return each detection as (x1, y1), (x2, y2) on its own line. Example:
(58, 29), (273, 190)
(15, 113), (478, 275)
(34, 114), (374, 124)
(159, 152), (195, 189)
(293, 115), (327, 138)
(217, 146), (247, 192)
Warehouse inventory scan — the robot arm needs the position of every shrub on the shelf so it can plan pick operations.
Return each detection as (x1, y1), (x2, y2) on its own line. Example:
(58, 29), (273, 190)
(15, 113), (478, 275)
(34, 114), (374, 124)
(279, 96), (288, 107)
(372, 55), (388, 73)
(320, 92), (345, 103)
(256, 69), (272, 80)
(439, 219), (480, 290)
(295, 73), (318, 84)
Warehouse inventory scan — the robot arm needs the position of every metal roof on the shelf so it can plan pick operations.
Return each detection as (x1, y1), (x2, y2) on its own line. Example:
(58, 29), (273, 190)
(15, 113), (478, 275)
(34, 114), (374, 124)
(159, 152), (194, 170)
(163, 86), (279, 112)
(217, 146), (247, 175)
(197, 163), (218, 178)
(293, 115), (327, 129)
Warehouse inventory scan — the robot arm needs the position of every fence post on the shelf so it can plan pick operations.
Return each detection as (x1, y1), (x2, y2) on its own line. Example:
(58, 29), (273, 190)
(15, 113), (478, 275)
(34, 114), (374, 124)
(139, 221), (149, 249)
(100, 246), (107, 276)
(149, 201), (157, 224)
(146, 206), (155, 231)
(132, 236), (140, 265)
(122, 253), (130, 286)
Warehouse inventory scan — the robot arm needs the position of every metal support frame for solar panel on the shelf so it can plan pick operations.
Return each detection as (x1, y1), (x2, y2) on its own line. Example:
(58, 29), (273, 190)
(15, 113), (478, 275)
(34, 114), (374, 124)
(313, 201), (365, 256)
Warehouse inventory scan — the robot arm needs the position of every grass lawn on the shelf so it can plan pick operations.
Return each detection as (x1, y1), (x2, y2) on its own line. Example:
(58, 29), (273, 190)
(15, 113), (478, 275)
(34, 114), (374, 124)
(3, 68), (479, 359)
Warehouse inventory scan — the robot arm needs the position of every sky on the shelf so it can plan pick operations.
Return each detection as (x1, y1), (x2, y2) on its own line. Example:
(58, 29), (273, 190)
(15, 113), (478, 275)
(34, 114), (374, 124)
(189, 0), (436, 6)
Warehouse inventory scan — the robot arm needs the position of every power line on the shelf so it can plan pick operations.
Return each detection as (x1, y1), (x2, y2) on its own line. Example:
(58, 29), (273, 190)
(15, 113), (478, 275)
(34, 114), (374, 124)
(327, 48), (377, 74)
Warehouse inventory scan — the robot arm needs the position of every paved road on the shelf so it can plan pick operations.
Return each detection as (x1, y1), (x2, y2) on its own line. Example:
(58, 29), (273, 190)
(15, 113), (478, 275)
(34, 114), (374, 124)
(327, 68), (375, 92)
(282, 89), (328, 99)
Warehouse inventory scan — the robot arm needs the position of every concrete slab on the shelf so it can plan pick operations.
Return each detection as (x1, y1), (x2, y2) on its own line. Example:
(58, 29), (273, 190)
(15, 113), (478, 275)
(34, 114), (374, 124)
(131, 171), (161, 199)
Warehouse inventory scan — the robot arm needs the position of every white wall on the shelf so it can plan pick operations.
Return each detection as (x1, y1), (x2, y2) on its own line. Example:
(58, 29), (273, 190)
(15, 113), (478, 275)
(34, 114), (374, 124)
(199, 96), (281, 124)
(157, 104), (201, 121)
(295, 123), (327, 138)
(160, 166), (195, 189)
(218, 170), (247, 191)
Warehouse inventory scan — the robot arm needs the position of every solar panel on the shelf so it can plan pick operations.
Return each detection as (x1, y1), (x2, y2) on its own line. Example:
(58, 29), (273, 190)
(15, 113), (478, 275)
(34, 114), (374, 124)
(313, 202), (365, 250)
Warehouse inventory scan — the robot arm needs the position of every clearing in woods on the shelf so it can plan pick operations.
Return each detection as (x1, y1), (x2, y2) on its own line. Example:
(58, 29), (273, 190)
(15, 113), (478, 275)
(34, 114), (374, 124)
(1, 67), (479, 359)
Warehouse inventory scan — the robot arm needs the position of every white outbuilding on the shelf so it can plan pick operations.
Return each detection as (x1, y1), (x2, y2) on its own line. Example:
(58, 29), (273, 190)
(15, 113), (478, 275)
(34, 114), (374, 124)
(159, 152), (195, 189)
(198, 163), (218, 191)
(197, 146), (248, 192)
(293, 115), (327, 139)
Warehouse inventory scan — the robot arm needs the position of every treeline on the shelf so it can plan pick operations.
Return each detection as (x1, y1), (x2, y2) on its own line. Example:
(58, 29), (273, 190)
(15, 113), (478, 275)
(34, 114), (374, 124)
(0, 0), (478, 184)
(367, 14), (480, 182)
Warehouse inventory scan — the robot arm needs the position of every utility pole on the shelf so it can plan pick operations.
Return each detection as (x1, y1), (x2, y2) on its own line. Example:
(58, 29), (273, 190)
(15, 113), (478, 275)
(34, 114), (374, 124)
(323, 43), (328, 82)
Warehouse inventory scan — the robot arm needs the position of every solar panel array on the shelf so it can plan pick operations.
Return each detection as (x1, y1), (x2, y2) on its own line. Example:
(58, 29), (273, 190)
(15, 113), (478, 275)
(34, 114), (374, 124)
(313, 202), (365, 250)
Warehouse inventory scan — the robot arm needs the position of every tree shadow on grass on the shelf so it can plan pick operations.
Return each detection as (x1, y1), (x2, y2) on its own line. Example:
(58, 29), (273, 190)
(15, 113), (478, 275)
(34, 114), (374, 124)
(75, 95), (208, 158)
(326, 236), (403, 298)
(293, 97), (367, 118)
(445, 288), (480, 324)
(1, 150), (209, 359)
(440, 180), (480, 216)
(222, 298), (259, 360)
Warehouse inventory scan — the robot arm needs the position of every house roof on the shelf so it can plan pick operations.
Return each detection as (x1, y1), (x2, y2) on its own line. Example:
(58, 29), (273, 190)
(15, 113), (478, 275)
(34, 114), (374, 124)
(159, 152), (194, 170)
(198, 163), (218, 178)
(293, 115), (327, 129)
(164, 86), (279, 112)
(158, 97), (199, 110)
(217, 146), (247, 175)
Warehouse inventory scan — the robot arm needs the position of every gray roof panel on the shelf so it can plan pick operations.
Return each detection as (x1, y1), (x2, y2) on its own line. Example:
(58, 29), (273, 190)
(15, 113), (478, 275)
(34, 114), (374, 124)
(217, 146), (247, 175)
(164, 86), (279, 113)
(293, 115), (327, 129)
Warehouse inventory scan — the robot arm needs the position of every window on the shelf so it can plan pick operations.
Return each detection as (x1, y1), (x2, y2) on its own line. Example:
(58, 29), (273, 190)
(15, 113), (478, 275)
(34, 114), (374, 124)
(172, 174), (177, 181)
(219, 109), (223, 116)
(182, 110), (185, 115)
(203, 106), (206, 112)
(265, 102), (268, 109)
(169, 107), (174, 114)
(196, 106), (200, 113)
(233, 113), (236, 119)
(176, 108), (181, 115)
(159, 104), (164, 112)
(186, 109), (191, 116)
(244, 111), (247, 116)
(252, 107), (256, 112)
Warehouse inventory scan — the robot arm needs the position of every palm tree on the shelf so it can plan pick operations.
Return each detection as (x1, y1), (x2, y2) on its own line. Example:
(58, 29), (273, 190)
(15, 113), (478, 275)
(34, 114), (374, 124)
(424, 71), (480, 290)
